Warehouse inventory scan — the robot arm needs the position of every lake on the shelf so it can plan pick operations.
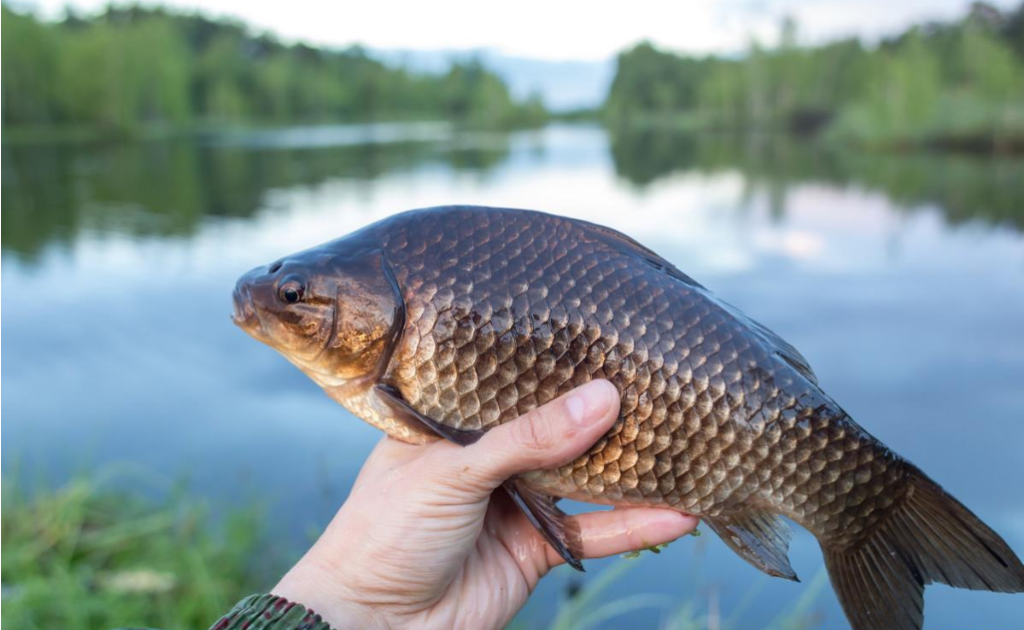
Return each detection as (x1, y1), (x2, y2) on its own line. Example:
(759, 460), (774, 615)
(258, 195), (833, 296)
(4, 123), (1023, 629)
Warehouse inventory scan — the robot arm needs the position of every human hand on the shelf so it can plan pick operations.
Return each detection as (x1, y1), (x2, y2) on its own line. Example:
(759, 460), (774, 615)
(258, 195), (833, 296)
(273, 380), (699, 630)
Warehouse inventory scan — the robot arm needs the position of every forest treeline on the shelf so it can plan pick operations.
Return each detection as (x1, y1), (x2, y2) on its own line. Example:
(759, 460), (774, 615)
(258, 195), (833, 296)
(606, 2), (1024, 150)
(4, 2), (1024, 148)
(1, 5), (546, 134)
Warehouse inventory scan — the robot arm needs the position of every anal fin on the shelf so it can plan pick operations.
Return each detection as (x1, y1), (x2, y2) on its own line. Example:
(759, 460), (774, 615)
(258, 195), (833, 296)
(705, 510), (798, 581)
(374, 383), (586, 571)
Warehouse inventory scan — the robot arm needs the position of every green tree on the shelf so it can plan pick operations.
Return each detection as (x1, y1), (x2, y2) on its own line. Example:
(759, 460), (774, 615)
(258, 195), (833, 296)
(2, 7), (61, 124)
(1, 4), (546, 134)
(608, 2), (1024, 149)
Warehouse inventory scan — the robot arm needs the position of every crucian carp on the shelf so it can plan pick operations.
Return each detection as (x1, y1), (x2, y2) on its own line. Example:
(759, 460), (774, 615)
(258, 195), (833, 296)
(233, 206), (1024, 630)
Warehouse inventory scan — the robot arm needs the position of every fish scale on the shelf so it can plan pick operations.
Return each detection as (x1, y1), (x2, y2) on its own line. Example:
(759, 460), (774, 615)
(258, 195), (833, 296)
(380, 209), (883, 530)
(234, 205), (1024, 630)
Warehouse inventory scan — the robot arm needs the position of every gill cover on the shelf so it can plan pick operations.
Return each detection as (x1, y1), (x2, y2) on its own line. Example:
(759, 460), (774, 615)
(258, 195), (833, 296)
(323, 247), (406, 384)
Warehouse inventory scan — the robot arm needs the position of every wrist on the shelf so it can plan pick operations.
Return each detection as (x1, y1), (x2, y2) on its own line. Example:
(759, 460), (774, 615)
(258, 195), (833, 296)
(273, 558), (388, 630)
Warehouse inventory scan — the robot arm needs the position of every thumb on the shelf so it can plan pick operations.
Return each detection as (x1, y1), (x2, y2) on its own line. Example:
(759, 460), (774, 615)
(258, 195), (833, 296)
(452, 380), (620, 495)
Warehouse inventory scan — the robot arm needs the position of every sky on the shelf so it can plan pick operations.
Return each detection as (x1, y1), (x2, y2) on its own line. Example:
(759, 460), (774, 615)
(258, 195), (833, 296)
(24, 0), (1022, 61)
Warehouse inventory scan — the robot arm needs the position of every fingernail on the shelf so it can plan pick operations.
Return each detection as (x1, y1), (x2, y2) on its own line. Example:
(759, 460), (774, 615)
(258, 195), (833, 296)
(566, 380), (614, 428)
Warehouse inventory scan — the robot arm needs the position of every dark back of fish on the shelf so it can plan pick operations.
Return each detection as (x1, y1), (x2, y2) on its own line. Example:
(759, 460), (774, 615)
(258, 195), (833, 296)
(374, 208), (887, 530)
(339, 207), (1024, 629)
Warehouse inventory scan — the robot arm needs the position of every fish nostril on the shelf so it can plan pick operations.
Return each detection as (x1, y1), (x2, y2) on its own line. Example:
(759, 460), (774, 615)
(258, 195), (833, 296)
(269, 261), (283, 274)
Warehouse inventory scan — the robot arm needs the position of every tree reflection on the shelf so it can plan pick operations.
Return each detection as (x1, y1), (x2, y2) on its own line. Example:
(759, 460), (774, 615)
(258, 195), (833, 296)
(609, 127), (1024, 231)
(1, 131), (511, 259)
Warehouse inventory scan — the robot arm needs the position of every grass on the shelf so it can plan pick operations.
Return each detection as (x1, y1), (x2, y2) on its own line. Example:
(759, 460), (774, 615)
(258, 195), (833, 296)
(2, 472), (827, 630)
(535, 554), (827, 630)
(1, 470), (285, 630)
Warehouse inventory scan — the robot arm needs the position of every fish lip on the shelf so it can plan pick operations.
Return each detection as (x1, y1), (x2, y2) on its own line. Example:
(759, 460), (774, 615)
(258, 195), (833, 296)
(231, 286), (259, 330)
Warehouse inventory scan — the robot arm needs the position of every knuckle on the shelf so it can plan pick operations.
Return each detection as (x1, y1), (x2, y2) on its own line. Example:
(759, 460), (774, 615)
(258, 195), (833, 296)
(511, 410), (557, 452)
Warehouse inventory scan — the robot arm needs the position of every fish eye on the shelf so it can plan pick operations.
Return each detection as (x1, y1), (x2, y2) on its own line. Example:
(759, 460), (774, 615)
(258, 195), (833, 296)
(278, 277), (305, 304)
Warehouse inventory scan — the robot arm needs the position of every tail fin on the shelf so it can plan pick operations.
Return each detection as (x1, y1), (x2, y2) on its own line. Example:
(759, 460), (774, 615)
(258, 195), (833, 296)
(823, 466), (1024, 630)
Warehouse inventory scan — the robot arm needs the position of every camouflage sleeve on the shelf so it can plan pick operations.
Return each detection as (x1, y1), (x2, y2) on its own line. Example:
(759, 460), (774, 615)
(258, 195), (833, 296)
(208, 594), (334, 630)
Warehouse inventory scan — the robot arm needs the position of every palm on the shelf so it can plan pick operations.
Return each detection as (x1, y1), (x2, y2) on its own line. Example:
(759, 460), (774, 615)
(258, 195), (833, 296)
(430, 495), (559, 629)
(336, 438), (555, 630)
(273, 383), (697, 630)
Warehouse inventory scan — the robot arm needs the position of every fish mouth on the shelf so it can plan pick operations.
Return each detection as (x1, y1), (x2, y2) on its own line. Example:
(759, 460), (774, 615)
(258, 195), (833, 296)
(232, 286), (259, 331)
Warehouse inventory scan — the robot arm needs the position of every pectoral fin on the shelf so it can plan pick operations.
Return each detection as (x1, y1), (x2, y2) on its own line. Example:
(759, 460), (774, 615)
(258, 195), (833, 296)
(705, 510), (798, 581)
(373, 382), (585, 571)
(375, 383), (484, 445)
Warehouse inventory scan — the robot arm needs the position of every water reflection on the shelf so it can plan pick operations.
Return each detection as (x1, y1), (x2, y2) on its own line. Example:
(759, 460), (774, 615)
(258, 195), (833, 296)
(2, 127), (511, 259)
(610, 127), (1024, 231)
(7, 125), (1023, 268)
(3, 124), (1023, 630)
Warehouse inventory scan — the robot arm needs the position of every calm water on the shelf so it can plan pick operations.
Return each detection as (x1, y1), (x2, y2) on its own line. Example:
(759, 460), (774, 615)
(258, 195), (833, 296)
(4, 124), (1024, 629)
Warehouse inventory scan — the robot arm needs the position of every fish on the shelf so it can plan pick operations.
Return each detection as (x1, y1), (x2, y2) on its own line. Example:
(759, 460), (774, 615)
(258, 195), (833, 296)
(232, 206), (1024, 630)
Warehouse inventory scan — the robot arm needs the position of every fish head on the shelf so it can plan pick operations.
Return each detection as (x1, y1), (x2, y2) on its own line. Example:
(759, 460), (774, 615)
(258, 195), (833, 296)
(232, 242), (402, 386)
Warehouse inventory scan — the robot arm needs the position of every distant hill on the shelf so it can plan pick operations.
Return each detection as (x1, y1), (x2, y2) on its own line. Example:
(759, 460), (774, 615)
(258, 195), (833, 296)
(372, 48), (614, 111)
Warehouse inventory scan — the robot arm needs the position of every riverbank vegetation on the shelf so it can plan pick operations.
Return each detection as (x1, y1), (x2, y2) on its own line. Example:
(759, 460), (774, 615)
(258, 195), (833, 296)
(1, 5), (546, 137)
(1, 472), (281, 630)
(2, 474), (825, 630)
(605, 3), (1024, 152)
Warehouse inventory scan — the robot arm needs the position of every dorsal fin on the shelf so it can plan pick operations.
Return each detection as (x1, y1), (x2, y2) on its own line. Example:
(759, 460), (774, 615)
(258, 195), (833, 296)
(711, 298), (819, 385)
(578, 220), (706, 289)
(578, 218), (818, 384)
